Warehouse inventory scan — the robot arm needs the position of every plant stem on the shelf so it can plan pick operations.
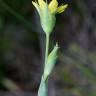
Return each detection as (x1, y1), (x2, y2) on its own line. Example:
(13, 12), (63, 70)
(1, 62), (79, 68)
(45, 33), (50, 66)
(37, 33), (50, 96)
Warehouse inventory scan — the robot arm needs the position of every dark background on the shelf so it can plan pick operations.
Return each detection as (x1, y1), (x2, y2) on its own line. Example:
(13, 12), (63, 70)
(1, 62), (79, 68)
(0, 0), (96, 96)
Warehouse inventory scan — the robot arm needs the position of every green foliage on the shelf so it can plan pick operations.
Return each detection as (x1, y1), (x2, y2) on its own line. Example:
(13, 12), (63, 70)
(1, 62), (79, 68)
(44, 44), (59, 80)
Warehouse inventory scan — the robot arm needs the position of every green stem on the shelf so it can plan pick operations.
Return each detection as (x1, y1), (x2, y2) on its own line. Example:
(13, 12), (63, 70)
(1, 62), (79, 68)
(37, 33), (50, 96)
(45, 33), (50, 66)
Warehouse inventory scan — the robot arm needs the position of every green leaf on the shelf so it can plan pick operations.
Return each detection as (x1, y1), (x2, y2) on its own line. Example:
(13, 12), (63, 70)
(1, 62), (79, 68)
(44, 43), (59, 79)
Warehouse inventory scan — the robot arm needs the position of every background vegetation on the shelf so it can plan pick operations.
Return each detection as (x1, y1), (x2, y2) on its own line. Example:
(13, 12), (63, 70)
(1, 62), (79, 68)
(0, 0), (96, 96)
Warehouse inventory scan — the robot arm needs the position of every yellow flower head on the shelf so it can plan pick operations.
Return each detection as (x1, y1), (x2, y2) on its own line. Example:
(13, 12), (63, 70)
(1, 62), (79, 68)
(32, 0), (68, 14)
(32, 0), (68, 34)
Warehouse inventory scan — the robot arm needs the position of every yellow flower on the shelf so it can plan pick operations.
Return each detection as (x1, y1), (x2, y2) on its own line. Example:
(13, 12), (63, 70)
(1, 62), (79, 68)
(32, 0), (68, 14)
(32, 0), (68, 34)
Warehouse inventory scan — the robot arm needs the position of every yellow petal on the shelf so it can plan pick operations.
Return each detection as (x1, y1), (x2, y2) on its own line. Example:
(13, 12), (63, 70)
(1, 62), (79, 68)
(57, 4), (68, 14)
(38, 0), (46, 9)
(32, 1), (40, 14)
(49, 0), (58, 13)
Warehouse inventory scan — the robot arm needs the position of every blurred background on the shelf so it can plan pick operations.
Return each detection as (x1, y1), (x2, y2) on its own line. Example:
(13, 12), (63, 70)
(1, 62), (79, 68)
(0, 0), (96, 96)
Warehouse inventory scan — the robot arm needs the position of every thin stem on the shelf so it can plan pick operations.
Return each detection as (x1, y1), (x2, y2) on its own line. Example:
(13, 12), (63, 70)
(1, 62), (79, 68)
(45, 33), (50, 66)
(37, 33), (49, 96)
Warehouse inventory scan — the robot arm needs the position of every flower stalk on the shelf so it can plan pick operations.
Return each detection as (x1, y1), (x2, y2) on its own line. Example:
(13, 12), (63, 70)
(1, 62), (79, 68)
(32, 0), (68, 96)
(45, 33), (49, 66)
